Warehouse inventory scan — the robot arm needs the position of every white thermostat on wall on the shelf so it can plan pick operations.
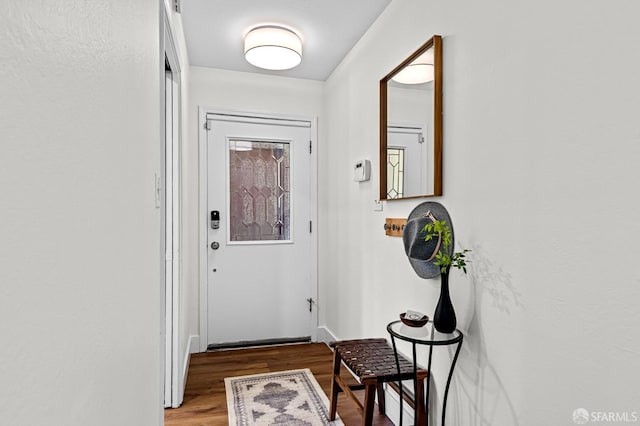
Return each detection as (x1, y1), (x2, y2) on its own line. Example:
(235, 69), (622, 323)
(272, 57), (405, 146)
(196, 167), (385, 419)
(353, 159), (371, 182)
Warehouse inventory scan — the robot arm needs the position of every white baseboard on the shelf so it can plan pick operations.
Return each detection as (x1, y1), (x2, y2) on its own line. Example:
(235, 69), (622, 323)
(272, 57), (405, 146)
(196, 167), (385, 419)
(184, 335), (199, 375)
(316, 326), (338, 344)
(181, 335), (199, 397)
(383, 383), (416, 426)
(198, 333), (207, 353)
(189, 334), (199, 354)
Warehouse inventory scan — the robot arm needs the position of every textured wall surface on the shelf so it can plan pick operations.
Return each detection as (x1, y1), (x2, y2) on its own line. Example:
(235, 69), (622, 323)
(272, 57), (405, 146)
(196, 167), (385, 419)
(0, 1), (162, 424)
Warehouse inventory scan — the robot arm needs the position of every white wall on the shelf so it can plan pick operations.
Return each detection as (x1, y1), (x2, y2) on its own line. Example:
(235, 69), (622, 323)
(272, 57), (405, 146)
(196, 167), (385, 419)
(0, 1), (162, 425)
(322, 0), (640, 425)
(185, 67), (324, 349)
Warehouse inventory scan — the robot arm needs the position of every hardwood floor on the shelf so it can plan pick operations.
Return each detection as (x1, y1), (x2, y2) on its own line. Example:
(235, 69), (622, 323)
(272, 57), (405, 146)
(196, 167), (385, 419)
(164, 342), (395, 426)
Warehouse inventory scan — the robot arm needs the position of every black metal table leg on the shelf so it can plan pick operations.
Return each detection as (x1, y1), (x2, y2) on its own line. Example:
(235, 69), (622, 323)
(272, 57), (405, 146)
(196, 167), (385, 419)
(387, 320), (463, 426)
(441, 335), (463, 426)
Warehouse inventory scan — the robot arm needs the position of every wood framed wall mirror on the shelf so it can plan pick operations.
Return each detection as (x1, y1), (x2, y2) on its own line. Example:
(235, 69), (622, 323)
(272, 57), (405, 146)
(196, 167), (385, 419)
(380, 35), (442, 200)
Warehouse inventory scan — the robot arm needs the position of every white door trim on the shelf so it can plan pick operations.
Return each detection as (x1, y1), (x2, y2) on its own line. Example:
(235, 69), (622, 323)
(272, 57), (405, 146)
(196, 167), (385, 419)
(162, 6), (183, 409)
(198, 107), (318, 352)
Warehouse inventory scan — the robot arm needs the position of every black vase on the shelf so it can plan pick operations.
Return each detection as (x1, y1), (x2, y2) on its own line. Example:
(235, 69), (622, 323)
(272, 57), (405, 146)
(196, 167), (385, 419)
(433, 268), (457, 333)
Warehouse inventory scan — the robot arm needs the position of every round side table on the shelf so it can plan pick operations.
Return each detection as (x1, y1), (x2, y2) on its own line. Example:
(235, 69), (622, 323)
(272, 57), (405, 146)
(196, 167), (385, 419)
(387, 320), (463, 426)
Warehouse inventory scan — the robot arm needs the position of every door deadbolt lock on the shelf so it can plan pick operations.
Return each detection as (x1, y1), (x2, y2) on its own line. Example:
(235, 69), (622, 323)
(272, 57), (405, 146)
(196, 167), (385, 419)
(211, 210), (220, 229)
(210, 241), (220, 250)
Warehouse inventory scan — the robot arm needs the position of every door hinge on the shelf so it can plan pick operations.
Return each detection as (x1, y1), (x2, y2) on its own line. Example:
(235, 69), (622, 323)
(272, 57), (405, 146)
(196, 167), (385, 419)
(173, 0), (181, 13)
(309, 140), (312, 154)
(204, 120), (211, 131)
(309, 220), (312, 233)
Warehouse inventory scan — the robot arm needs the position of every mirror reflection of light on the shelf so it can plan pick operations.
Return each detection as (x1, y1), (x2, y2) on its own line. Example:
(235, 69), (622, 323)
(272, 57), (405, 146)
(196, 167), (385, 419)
(392, 49), (434, 84)
(392, 63), (434, 84)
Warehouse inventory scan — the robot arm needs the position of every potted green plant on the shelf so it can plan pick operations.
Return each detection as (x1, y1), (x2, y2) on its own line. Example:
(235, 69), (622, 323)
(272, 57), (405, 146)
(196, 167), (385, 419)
(422, 220), (470, 333)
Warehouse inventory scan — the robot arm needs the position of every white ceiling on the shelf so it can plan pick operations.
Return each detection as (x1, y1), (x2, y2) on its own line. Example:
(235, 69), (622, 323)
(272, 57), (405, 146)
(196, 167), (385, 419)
(181, 0), (392, 81)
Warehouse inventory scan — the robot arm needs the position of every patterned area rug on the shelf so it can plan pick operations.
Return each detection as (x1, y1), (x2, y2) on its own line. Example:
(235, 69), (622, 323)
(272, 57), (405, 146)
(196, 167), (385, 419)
(225, 368), (344, 426)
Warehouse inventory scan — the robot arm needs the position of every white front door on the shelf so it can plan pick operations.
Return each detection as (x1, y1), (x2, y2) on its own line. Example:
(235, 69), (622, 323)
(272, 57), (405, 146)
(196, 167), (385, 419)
(205, 112), (316, 348)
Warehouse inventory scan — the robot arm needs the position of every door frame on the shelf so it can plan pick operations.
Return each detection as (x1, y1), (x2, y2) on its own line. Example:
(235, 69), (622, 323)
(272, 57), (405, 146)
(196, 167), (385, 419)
(162, 7), (183, 409)
(198, 107), (318, 352)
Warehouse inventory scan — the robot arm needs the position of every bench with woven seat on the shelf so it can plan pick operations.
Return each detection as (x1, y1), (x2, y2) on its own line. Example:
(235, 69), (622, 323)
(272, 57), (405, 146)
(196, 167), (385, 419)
(329, 338), (427, 426)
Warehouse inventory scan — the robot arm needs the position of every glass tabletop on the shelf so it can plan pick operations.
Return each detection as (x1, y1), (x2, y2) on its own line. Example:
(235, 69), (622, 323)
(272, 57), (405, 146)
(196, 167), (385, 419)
(387, 320), (463, 345)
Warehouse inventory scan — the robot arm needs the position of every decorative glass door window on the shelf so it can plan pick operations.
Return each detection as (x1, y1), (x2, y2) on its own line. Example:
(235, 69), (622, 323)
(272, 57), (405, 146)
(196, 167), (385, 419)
(387, 147), (405, 199)
(228, 139), (291, 243)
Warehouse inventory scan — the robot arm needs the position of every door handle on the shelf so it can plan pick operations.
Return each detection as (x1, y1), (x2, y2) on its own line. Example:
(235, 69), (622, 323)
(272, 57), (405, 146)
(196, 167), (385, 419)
(210, 241), (220, 250)
(306, 298), (315, 312)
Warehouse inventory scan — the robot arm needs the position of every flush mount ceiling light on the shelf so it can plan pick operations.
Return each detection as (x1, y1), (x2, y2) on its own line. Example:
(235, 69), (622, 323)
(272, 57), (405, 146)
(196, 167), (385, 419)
(392, 50), (435, 85)
(244, 25), (302, 70)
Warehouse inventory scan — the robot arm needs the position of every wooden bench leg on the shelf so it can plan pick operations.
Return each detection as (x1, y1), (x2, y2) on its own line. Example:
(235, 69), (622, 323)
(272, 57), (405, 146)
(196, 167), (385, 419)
(376, 382), (385, 414)
(329, 350), (342, 420)
(415, 376), (426, 426)
(362, 381), (376, 426)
